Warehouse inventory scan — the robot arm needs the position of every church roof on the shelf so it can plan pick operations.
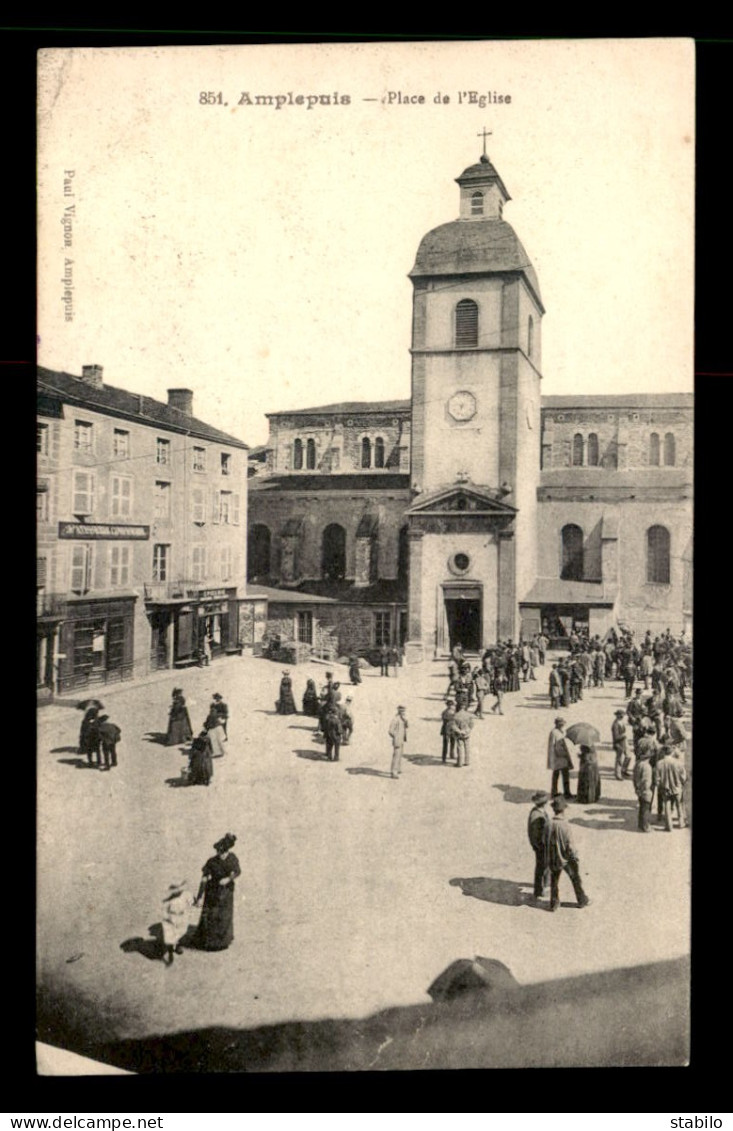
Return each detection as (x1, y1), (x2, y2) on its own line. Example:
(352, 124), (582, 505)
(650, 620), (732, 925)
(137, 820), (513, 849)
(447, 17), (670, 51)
(410, 219), (543, 311)
(267, 400), (410, 418)
(542, 394), (693, 409)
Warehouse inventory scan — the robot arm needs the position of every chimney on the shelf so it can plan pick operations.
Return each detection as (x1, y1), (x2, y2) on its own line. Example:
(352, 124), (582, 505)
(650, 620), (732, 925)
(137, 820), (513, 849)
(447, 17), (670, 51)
(168, 388), (194, 415)
(80, 364), (104, 388)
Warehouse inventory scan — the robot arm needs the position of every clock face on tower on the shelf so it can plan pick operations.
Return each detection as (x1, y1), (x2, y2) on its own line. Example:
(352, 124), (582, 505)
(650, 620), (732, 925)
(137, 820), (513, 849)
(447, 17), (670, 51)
(447, 390), (477, 422)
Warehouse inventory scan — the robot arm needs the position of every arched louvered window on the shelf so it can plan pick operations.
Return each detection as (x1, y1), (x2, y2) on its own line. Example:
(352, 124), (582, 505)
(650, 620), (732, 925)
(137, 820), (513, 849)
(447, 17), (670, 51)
(587, 433), (599, 466)
(374, 437), (385, 469)
(572, 434), (584, 466)
(647, 525), (671, 584)
(664, 433), (676, 466)
(293, 439), (303, 470)
(528, 315), (534, 358)
(306, 438), (316, 469)
(455, 299), (479, 348)
(471, 192), (484, 216)
(361, 437), (371, 468)
(649, 433), (660, 466)
(322, 523), (346, 581)
(561, 524), (584, 581)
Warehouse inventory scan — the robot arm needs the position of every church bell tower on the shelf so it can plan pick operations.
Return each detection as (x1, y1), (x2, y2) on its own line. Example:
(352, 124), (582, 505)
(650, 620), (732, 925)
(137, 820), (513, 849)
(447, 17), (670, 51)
(406, 146), (544, 653)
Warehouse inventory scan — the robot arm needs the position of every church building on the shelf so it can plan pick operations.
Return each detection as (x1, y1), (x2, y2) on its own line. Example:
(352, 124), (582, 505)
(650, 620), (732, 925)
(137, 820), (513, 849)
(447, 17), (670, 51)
(248, 151), (692, 658)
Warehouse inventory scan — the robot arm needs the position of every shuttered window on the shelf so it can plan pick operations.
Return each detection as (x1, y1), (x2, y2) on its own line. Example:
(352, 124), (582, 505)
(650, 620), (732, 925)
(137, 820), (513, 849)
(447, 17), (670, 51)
(455, 300), (478, 348)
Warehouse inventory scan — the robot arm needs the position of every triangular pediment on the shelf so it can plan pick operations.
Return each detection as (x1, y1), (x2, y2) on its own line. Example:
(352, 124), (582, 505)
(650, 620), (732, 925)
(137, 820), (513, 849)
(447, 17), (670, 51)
(407, 484), (517, 516)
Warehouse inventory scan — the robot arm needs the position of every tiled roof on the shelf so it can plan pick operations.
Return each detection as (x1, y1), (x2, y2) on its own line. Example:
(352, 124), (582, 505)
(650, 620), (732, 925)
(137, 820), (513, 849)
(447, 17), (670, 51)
(249, 473), (410, 492)
(542, 394), (693, 409)
(37, 366), (249, 449)
(521, 580), (618, 606)
(540, 469), (692, 489)
(267, 400), (411, 418)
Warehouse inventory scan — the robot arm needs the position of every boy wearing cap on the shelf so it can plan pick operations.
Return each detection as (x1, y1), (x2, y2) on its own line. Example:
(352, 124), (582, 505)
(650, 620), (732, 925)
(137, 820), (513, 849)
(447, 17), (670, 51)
(547, 797), (591, 911)
(440, 699), (456, 763)
(527, 792), (551, 900)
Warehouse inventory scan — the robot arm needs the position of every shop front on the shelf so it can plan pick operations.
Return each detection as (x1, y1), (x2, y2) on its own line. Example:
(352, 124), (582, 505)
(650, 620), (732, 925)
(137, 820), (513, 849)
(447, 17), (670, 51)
(519, 580), (617, 648)
(145, 586), (242, 667)
(57, 596), (136, 691)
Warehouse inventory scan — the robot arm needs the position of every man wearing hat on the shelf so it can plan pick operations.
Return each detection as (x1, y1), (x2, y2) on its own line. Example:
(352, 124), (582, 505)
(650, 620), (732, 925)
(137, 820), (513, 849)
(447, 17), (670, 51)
(547, 797), (591, 911)
(547, 718), (575, 800)
(388, 705), (408, 778)
(612, 709), (629, 780)
(527, 791), (551, 900)
(633, 744), (655, 832)
(97, 714), (121, 771)
(440, 698), (457, 763)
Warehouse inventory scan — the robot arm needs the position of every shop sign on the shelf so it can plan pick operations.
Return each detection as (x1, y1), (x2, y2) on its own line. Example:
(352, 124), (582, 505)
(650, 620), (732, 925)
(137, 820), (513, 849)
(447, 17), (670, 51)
(59, 522), (150, 540)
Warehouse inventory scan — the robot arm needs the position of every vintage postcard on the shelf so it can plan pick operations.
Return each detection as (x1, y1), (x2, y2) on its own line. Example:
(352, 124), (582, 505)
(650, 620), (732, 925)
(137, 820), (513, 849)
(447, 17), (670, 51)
(36, 39), (693, 1073)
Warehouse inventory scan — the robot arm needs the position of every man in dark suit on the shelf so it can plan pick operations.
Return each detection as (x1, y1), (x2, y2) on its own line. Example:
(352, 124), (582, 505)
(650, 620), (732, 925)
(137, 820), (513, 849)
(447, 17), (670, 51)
(323, 704), (343, 762)
(547, 797), (591, 910)
(97, 715), (121, 771)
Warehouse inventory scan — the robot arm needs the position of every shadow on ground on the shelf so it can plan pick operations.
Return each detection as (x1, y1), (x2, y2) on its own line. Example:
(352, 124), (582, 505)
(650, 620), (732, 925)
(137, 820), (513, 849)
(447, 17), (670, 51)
(143, 732), (169, 745)
(346, 766), (393, 778)
(296, 749), (331, 762)
(450, 876), (534, 907)
(405, 754), (446, 768)
(57, 758), (100, 770)
(494, 784), (541, 804)
(570, 797), (638, 832)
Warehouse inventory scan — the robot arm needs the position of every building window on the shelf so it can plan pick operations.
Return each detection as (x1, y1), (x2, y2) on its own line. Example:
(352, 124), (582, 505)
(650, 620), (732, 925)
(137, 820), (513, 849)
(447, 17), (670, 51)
(221, 452), (231, 476)
(72, 470), (95, 515)
(297, 611), (313, 645)
(649, 433), (660, 466)
(110, 544), (131, 587)
(36, 487), (49, 522)
(154, 480), (171, 521)
(528, 316), (534, 358)
(191, 545), (206, 581)
(572, 434), (584, 466)
(322, 523), (346, 581)
(220, 545), (233, 581)
(306, 438), (316, 470)
(293, 439), (303, 470)
(193, 446), (206, 472)
(156, 438), (170, 465)
(218, 490), (232, 524)
(398, 525), (409, 586)
(70, 544), (93, 594)
(587, 433), (599, 467)
(152, 543), (169, 581)
(248, 524), (271, 579)
(330, 447), (341, 471)
(374, 611), (392, 647)
(111, 475), (133, 517)
(37, 423), (49, 455)
(74, 420), (94, 452)
(113, 429), (130, 458)
(561, 524), (584, 581)
(647, 525), (671, 584)
(470, 191), (484, 216)
(361, 437), (371, 468)
(374, 437), (385, 468)
(455, 299), (479, 348)
(191, 486), (205, 523)
(664, 433), (676, 466)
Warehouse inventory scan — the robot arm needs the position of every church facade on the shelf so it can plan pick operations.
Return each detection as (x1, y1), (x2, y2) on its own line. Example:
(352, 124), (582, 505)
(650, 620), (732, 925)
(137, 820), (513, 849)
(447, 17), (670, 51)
(248, 153), (692, 658)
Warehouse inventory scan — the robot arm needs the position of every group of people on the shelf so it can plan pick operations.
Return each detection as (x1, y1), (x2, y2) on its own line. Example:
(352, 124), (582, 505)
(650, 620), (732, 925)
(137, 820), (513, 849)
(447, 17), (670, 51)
(77, 701), (122, 771)
(276, 669), (356, 763)
(163, 687), (230, 787)
(527, 792), (591, 911)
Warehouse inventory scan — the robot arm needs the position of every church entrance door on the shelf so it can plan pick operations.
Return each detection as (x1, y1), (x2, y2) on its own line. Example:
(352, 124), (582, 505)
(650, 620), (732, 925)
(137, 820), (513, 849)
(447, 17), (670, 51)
(444, 594), (482, 653)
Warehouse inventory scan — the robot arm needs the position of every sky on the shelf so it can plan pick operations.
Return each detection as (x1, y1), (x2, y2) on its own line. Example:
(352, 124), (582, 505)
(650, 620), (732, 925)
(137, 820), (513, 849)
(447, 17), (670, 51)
(37, 39), (695, 448)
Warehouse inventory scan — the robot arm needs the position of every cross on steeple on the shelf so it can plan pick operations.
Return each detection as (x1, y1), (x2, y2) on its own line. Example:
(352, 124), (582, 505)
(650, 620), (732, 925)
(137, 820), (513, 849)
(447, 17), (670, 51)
(477, 127), (492, 158)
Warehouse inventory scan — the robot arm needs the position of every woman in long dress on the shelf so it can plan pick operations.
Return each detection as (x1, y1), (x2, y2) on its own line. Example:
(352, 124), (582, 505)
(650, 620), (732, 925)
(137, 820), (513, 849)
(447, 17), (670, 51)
(302, 678), (319, 717)
(167, 689), (193, 746)
(203, 707), (227, 758)
(78, 704), (101, 764)
(188, 731), (213, 786)
(193, 834), (242, 951)
(276, 670), (298, 714)
(348, 656), (362, 686)
(576, 743), (602, 804)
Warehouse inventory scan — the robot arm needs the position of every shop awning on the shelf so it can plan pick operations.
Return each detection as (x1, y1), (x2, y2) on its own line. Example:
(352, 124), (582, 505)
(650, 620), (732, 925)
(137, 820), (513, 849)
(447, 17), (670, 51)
(520, 580), (617, 607)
